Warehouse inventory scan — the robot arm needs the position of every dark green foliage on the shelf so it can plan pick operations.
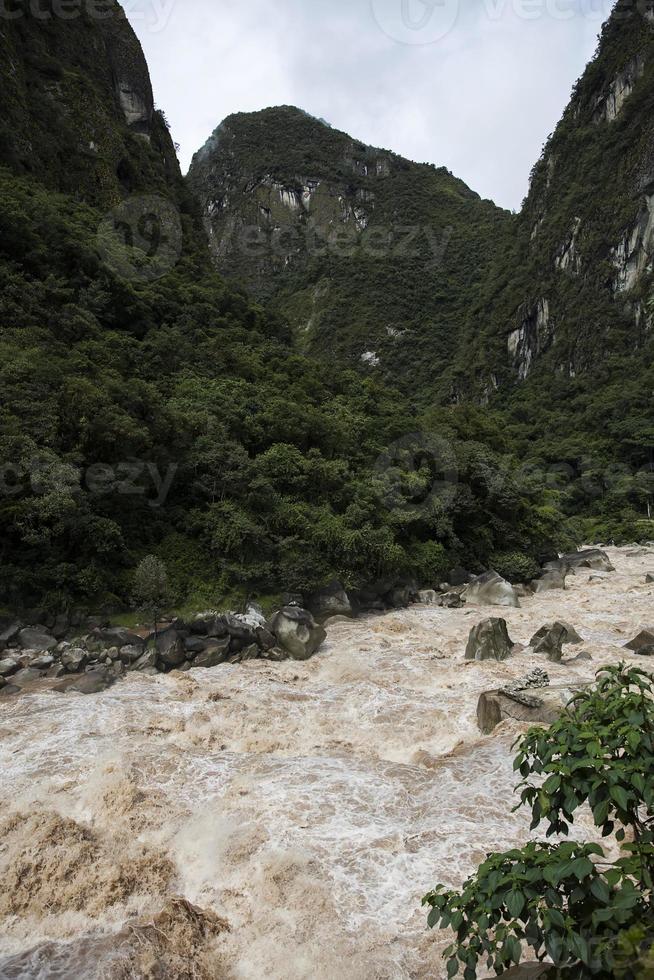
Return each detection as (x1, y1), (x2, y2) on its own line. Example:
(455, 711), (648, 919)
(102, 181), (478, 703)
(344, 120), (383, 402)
(424, 665), (654, 977)
(132, 555), (173, 635)
(0, 168), (568, 610)
(489, 552), (541, 585)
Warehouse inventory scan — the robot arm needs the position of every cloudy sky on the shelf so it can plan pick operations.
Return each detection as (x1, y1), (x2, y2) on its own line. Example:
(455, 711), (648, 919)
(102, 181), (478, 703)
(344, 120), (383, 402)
(126, 0), (617, 211)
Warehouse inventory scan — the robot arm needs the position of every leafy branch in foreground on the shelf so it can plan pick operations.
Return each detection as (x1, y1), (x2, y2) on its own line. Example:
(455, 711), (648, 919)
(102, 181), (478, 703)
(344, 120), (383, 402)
(423, 664), (654, 977)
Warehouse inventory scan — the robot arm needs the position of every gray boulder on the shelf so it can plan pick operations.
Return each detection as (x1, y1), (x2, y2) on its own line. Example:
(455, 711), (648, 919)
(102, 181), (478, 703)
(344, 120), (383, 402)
(477, 685), (576, 735)
(61, 648), (88, 673)
(386, 586), (411, 609)
(269, 606), (327, 661)
(0, 622), (21, 650)
(440, 591), (465, 609)
(646, 574), (654, 584)
(0, 658), (19, 677)
(55, 669), (116, 695)
(131, 649), (159, 672)
(624, 630), (654, 655)
(193, 638), (230, 668)
(93, 627), (144, 649)
(464, 571), (521, 609)
(156, 629), (186, 668)
(12, 668), (43, 684)
(531, 569), (567, 592)
(417, 590), (439, 605)
(183, 636), (207, 655)
(119, 645), (142, 666)
(530, 622), (584, 662)
(465, 618), (514, 662)
(562, 549), (615, 572)
(255, 627), (276, 651)
(18, 628), (56, 652)
(30, 654), (55, 670)
(307, 580), (353, 622)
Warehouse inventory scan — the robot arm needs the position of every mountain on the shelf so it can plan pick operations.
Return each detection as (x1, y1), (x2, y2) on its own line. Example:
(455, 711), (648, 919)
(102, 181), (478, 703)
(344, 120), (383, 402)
(0, 3), (563, 613)
(0, 0), (183, 207)
(458, 0), (654, 393)
(187, 106), (509, 392)
(187, 2), (654, 543)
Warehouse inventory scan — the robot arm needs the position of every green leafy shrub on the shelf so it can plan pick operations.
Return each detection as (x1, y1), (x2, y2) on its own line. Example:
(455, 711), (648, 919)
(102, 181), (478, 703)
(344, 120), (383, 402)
(490, 552), (541, 584)
(423, 664), (654, 977)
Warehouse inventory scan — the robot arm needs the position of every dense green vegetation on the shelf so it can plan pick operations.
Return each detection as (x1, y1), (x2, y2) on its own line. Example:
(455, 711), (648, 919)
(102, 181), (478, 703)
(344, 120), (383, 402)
(424, 664), (654, 977)
(0, 168), (570, 612)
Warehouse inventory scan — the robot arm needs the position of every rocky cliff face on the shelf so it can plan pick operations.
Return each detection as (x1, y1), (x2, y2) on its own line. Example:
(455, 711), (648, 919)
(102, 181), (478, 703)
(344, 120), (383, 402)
(0, 0), (181, 206)
(187, 106), (509, 388)
(455, 0), (654, 395)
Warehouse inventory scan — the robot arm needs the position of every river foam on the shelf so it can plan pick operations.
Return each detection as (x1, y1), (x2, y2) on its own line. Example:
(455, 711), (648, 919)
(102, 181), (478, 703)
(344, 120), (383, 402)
(1, 546), (652, 978)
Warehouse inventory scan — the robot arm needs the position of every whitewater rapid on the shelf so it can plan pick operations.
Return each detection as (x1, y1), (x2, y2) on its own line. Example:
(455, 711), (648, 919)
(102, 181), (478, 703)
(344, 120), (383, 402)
(0, 546), (652, 979)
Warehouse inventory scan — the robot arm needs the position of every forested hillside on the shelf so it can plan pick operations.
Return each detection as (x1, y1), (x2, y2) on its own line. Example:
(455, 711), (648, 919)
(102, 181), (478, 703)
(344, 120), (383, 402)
(0, 4), (566, 612)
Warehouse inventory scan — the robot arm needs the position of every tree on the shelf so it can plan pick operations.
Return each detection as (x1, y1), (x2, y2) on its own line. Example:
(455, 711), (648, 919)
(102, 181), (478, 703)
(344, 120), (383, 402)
(423, 664), (654, 978)
(132, 556), (174, 640)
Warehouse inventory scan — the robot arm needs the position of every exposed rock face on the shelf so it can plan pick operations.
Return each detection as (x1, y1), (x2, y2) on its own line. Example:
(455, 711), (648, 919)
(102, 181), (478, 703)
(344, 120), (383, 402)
(562, 549), (615, 573)
(269, 606), (327, 661)
(464, 571), (521, 609)
(611, 193), (654, 293)
(507, 298), (552, 380)
(593, 54), (646, 123)
(465, 618), (514, 662)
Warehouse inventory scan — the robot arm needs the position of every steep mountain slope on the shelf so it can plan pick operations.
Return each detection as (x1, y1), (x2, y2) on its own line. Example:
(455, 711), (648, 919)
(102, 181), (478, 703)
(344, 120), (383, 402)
(186, 3), (654, 541)
(0, 0), (183, 207)
(458, 0), (654, 394)
(188, 106), (509, 390)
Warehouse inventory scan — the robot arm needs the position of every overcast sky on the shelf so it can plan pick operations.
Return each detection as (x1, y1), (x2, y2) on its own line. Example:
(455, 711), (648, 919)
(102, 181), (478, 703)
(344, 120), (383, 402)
(126, 0), (617, 211)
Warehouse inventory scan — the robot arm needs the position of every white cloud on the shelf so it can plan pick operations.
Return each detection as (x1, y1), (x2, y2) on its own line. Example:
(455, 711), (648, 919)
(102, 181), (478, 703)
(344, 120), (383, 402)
(127, 0), (616, 210)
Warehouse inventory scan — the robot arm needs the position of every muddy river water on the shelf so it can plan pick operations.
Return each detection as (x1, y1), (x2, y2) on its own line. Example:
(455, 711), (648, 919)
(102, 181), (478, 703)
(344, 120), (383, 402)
(0, 546), (652, 978)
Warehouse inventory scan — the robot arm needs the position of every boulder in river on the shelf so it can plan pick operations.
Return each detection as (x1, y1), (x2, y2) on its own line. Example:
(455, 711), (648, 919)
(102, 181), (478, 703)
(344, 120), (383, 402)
(464, 571), (521, 609)
(92, 627), (144, 649)
(477, 685), (576, 734)
(156, 629), (186, 668)
(269, 606), (327, 661)
(18, 628), (56, 652)
(530, 621), (583, 662)
(531, 569), (567, 592)
(417, 590), (438, 605)
(465, 618), (514, 662)
(562, 548), (615, 572)
(646, 574), (654, 584)
(0, 657), (19, 677)
(624, 629), (654, 655)
(0, 621), (21, 650)
(193, 638), (230, 668)
(55, 669), (116, 695)
(307, 580), (353, 622)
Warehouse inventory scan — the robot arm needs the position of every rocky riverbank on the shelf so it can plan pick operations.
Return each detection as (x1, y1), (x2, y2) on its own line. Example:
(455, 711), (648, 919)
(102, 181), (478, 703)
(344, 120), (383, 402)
(0, 545), (652, 978)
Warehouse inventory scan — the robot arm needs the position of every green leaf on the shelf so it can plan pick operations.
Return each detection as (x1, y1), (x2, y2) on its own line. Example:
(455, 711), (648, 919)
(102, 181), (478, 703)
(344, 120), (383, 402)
(590, 878), (610, 904)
